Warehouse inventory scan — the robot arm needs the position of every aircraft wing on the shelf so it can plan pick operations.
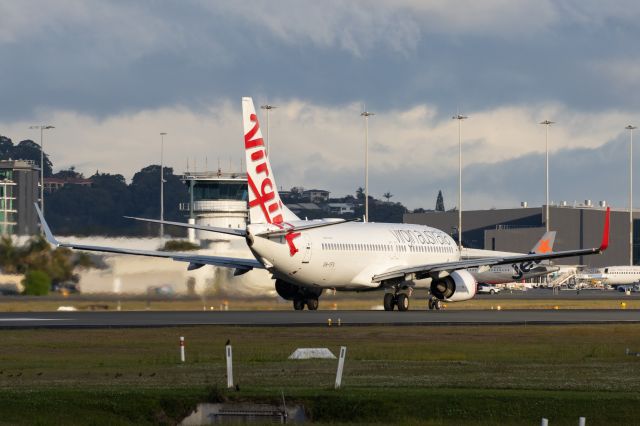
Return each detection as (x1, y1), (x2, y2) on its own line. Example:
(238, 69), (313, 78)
(373, 208), (610, 283)
(35, 205), (264, 271)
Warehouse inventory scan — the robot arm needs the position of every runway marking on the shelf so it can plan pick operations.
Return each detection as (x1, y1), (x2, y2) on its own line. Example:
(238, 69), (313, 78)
(0, 318), (68, 321)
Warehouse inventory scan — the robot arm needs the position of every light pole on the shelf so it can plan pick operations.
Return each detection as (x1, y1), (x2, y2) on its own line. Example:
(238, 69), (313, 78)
(160, 132), (167, 239)
(452, 114), (467, 251)
(627, 125), (637, 265)
(361, 110), (374, 222)
(29, 125), (54, 215)
(540, 120), (555, 233)
(260, 104), (277, 156)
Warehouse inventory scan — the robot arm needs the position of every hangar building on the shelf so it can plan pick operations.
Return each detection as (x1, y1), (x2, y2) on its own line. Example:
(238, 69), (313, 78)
(404, 203), (639, 267)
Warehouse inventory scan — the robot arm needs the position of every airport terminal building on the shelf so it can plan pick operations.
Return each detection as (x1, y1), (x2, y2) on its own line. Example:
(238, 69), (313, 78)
(404, 203), (640, 267)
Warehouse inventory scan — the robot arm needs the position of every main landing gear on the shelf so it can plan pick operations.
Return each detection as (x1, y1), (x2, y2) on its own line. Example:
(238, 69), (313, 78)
(428, 296), (443, 310)
(383, 292), (410, 311)
(293, 297), (319, 311)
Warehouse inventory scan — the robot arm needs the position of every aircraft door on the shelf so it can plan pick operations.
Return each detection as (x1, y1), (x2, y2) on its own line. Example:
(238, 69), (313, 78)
(302, 235), (312, 263)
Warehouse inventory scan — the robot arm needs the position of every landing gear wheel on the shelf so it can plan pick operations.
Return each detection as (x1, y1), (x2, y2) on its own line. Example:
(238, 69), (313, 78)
(396, 293), (410, 311)
(428, 297), (442, 310)
(293, 299), (305, 310)
(383, 293), (396, 311)
(306, 298), (319, 310)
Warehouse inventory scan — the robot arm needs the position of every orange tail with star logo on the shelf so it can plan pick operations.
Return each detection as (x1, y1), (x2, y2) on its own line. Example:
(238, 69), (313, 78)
(530, 231), (557, 254)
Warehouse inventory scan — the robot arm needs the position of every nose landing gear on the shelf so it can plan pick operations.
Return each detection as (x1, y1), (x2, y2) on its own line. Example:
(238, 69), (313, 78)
(428, 296), (443, 310)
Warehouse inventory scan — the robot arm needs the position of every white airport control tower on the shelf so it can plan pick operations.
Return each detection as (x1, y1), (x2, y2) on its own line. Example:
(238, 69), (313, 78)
(181, 170), (248, 242)
(180, 170), (276, 297)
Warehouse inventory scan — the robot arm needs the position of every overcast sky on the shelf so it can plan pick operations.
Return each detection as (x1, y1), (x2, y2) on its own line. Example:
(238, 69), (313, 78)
(1, 1), (640, 210)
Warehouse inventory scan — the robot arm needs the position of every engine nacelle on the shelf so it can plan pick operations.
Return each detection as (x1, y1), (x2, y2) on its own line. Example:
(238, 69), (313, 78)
(275, 279), (322, 301)
(430, 269), (477, 302)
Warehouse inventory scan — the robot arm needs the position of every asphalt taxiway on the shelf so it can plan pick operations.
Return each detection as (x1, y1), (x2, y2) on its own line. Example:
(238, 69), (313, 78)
(0, 309), (637, 328)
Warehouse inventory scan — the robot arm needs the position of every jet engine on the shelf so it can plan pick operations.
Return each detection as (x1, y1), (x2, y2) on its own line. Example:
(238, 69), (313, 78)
(430, 269), (477, 302)
(275, 279), (322, 301)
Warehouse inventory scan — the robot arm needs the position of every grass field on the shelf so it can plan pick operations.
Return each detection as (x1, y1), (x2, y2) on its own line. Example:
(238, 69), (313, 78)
(0, 324), (639, 424)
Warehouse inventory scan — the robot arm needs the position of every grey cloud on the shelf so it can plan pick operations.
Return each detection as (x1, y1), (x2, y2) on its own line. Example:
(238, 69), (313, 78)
(292, 134), (636, 212)
(2, 1), (640, 130)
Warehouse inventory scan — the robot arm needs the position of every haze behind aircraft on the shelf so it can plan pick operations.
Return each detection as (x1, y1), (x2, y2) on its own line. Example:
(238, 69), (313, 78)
(36, 97), (611, 311)
(467, 231), (560, 284)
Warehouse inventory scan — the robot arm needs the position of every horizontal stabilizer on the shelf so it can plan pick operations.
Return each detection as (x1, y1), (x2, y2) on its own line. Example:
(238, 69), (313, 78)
(124, 216), (247, 237)
(256, 218), (359, 238)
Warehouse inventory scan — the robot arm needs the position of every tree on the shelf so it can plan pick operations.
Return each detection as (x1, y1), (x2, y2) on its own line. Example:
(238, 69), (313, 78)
(0, 236), (19, 274)
(356, 187), (365, 201)
(22, 270), (51, 296)
(436, 190), (445, 212)
(53, 166), (83, 179)
(0, 136), (13, 158)
(383, 192), (393, 202)
(12, 140), (53, 177)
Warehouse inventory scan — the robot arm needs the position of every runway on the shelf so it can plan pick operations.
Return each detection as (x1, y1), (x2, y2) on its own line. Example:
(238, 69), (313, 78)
(0, 309), (638, 328)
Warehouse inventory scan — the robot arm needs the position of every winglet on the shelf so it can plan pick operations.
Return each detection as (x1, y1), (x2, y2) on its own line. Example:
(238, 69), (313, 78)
(33, 203), (61, 247)
(599, 207), (610, 252)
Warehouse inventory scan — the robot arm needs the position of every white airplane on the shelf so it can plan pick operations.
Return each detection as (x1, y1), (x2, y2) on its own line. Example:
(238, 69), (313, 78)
(578, 266), (640, 287)
(35, 97), (611, 311)
(466, 232), (560, 284)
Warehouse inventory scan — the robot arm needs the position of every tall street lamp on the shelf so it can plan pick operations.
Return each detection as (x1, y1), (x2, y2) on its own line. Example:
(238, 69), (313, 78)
(160, 132), (167, 239)
(540, 120), (555, 233)
(361, 110), (374, 222)
(260, 104), (277, 156)
(627, 125), (637, 265)
(29, 125), (54, 215)
(452, 114), (467, 251)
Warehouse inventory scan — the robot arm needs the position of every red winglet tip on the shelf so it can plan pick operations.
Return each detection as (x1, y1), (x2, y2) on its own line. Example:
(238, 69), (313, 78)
(599, 207), (610, 252)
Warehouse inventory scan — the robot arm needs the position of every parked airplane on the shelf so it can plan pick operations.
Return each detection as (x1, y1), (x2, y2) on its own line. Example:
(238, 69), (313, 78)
(577, 266), (640, 287)
(35, 97), (611, 311)
(466, 231), (560, 285)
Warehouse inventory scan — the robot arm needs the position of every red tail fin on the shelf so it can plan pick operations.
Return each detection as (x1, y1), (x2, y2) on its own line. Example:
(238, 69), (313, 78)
(599, 207), (610, 252)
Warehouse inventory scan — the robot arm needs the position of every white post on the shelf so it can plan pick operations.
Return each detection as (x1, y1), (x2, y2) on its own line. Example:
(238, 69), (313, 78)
(159, 132), (167, 240)
(541, 418), (548, 426)
(453, 113), (468, 251)
(361, 111), (374, 222)
(540, 120), (554, 233)
(627, 125), (636, 266)
(187, 218), (196, 243)
(179, 336), (185, 363)
(334, 346), (347, 389)
(261, 104), (277, 156)
(226, 345), (234, 388)
(579, 417), (586, 426)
